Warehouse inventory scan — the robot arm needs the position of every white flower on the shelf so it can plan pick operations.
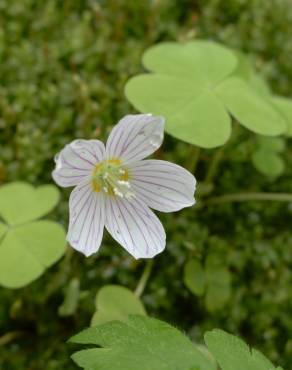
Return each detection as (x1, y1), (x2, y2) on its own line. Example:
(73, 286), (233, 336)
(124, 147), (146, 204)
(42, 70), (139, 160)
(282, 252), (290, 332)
(52, 114), (196, 259)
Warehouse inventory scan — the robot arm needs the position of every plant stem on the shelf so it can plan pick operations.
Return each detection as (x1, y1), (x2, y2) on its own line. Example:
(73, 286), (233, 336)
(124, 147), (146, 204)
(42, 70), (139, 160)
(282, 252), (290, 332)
(186, 146), (201, 173)
(134, 260), (154, 298)
(206, 192), (292, 205)
(204, 146), (225, 184)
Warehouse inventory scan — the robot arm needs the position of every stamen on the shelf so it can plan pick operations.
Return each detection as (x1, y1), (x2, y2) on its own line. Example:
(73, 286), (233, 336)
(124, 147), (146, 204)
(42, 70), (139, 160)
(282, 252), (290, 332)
(113, 188), (124, 198)
(91, 158), (134, 198)
(118, 180), (131, 188)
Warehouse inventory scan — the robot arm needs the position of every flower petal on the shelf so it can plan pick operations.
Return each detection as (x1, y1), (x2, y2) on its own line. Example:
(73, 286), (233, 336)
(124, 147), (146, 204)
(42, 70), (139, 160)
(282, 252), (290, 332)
(52, 139), (105, 187)
(105, 114), (165, 163)
(67, 179), (105, 256)
(105, 197), (166, 259)
(129, 160), (196, 212)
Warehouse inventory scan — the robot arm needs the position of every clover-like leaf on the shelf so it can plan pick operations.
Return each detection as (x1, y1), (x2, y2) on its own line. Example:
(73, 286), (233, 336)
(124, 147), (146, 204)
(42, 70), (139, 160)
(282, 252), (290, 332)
(215, 77), (285, 136)
(205, 329), (284, 370)
(183, 256), (231, 312)
(125, 40), (286, 148)
(0, 182), (66, 288)
(271, 96), (292, 136)
(252, 137), (285, 178)
(91, 285), (146, 326)
(183, 259), (206, 296)
(71, 315), (216, 370)
(0, 182), (60, 226)
(234, 53), (292, 137)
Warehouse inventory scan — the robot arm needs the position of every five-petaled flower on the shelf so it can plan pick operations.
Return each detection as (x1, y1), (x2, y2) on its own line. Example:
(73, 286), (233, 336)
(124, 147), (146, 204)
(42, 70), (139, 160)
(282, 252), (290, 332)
(52, 114), (196, 259)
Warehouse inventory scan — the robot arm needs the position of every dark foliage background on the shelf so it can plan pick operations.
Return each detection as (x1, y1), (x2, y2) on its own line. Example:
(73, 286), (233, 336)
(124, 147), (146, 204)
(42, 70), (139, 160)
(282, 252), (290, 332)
(0, 0), (292, 368)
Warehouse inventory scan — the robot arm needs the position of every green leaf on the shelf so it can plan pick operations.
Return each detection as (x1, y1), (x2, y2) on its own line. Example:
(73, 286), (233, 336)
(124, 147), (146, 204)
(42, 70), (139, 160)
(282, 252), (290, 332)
(0, 182), (66, 289)
(59, 278), (80, 317)
(71, 315), (216, 370)
(215, 77), (286, 136)
(183, 259), (206, 296)
(251, 137), (285, 177)
(256, 136), (285, 152)
(0, 222), (8, 239)
(143, 41), (237, 83)
(205, 255), (231, 312)
(91, 285), (146, 326)
(0, 220), (66, 288)
(125, 40), (286, 148)
(0, 182), (60, 226)
(126, 74), (231, 148)
(252, 150), (284, 178)
(271, 96), (292, 136)
(232, 52), (292, 137)
(205, 329), (284, 370)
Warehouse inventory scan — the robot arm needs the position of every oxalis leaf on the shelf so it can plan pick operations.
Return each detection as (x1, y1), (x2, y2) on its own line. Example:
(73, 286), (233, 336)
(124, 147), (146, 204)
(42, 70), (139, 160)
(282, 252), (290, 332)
(251, 137), (285, 178)
(183, 256), (231, 312)
(125, 40), (286, 148)
(233, 52), (292, 137)
(70, 315), (216, 370)
(91, 285), (146, 326)
(205, 329), (284, 370)
(0, 182), (66, 288)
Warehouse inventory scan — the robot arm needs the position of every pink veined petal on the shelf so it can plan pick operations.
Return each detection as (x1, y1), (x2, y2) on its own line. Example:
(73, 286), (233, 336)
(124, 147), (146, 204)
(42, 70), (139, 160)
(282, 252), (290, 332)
(67, 179), (105, 257)
(105, 196), (166, 259)
(105, 114), (165, 163)
(52, 139), (105, 188)
(129, 160), (196, 212)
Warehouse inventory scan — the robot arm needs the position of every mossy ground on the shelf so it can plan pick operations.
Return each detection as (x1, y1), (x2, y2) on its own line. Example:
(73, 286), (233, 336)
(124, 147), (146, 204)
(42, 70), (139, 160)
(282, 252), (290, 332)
(1, 1), (292, 368)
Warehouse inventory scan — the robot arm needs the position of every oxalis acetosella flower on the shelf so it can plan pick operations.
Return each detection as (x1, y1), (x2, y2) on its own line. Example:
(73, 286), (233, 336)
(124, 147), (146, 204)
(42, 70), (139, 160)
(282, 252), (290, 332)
(52, 114), (196, 259)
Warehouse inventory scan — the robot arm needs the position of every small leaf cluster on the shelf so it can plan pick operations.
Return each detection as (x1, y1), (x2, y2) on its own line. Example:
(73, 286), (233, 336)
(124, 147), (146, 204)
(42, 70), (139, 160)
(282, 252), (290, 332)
(0, 182), (66, 288)
(125, 41), (291, 148)
(184, 255), (231, 312)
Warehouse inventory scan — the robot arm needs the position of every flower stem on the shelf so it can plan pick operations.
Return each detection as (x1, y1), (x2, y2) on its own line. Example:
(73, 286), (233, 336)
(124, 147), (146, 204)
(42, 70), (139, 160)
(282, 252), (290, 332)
(204, 146), (225, 184)
(186, 146), (201, 173)
(206, 192), (292, 205)
(134, 260), (154, 298)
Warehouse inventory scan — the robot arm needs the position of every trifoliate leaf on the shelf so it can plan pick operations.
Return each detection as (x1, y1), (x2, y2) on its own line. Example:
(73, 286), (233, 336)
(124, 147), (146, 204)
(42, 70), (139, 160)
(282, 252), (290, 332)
(125, 40), (286, 148)
(205, 329), (284, 370)
(183, 259), (206, 296)
(71, 315), (216, 370)
(0, 182), (60, 226)
(0, 182), (66, 288)
(91, 285), (146, 326)
(184, 256), (231, 311)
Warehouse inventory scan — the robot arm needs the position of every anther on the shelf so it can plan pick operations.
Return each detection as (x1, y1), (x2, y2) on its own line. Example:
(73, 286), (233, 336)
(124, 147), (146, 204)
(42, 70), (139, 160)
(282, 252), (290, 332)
(118, 180), (131, 188)
(113, 188), (124, 198)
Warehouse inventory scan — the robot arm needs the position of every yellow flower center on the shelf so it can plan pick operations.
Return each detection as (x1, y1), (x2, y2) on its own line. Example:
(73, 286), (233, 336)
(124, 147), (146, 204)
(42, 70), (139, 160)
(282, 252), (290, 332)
(92, 158), (134, 198)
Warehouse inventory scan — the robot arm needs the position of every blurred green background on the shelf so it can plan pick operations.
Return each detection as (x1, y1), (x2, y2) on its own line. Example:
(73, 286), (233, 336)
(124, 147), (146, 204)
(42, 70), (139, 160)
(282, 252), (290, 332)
(0, 0), (292, 369)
